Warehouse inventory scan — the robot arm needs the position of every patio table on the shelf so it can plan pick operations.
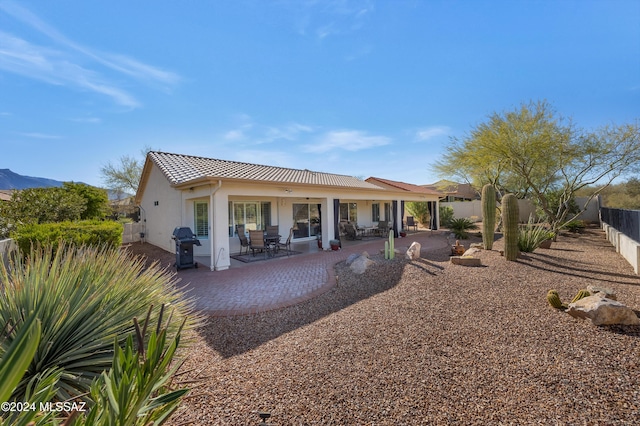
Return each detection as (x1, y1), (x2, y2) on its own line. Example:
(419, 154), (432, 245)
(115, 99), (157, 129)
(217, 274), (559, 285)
(264, 234), (281, 256)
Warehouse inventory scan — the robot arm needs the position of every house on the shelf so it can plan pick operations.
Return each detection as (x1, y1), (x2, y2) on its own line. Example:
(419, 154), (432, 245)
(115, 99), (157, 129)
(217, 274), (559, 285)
(365, 177), (442, 229)
(422, 179), (479, 201)
(0, 190), (13, 202)
(135, 152), (441, 271)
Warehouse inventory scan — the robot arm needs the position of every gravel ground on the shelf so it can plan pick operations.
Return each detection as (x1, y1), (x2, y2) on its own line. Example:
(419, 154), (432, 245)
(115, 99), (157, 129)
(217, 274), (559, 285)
(154, 227), (640, 425)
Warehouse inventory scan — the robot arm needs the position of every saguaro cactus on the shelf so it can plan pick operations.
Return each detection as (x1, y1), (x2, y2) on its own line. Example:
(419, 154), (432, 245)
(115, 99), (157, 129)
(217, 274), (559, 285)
(501, 193), (519, 261)
(481, 184), (496, 250)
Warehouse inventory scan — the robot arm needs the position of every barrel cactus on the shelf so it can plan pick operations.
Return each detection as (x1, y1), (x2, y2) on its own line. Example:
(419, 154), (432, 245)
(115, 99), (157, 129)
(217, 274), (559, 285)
(501, 193), (519, 261)
(481, 184), (496, 250)
(546, 290), (566, 310)
(571, 289), (590, 303)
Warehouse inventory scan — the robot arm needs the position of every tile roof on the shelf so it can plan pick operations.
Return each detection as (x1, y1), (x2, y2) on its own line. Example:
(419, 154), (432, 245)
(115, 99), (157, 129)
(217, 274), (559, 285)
(148, 152), (385, 190)
(366, 177), (442, 195)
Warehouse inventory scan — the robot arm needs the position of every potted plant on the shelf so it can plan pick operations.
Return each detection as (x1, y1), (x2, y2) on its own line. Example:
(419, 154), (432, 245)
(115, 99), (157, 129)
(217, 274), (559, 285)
(329, 239), (340, 250)
(399, 229), (407, 237)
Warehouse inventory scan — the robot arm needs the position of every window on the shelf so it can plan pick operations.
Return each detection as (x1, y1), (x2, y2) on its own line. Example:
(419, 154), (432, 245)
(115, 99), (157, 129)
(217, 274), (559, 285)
(339, 202), (357, 223)
(194, 202), (208, 238)
(228, 201), (271, 236)
(384, 202), (391, 222)
(372, 203), (380, 222)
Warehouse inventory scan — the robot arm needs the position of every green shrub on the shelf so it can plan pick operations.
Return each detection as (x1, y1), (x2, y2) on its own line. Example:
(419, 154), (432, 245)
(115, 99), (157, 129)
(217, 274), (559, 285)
(12, 220), (123, 254)
(448, 217), (478, 239)
(439, 206), (454, 228)
(405, 202), (431, 227)
(562, 220), (585, 233)
(0, 243), (197, 403)
(518, 216), (555, 252)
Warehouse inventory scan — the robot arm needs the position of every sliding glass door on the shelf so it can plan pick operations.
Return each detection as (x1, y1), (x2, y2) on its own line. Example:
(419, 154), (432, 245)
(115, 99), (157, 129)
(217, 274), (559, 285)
(292, 203), (321, 239)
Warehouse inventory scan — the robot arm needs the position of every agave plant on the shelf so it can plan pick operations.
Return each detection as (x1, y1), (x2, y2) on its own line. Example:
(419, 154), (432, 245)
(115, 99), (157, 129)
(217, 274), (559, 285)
(0, 309), (61, 426)
(70, 306), (190, 426)
(0, 243), (197, 403)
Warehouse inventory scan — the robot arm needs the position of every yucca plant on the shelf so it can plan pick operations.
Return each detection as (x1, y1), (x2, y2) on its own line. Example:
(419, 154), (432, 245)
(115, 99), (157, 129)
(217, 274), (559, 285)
(448, 217), (479, 239)
(0, 242), (197, 403)
(518, 215), (555, 253)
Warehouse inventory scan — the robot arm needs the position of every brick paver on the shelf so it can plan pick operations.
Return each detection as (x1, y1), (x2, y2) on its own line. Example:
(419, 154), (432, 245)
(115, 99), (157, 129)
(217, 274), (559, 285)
(175, 231), (449, 316)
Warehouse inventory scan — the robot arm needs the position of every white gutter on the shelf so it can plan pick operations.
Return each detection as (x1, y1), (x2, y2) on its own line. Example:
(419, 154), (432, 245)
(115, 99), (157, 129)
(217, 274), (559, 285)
(209, 180), (222, 271)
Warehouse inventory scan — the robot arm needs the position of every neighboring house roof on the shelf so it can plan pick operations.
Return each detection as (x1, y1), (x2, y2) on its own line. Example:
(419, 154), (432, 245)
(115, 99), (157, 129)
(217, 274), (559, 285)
(422, 179), (479, 199)
(0, 190), (14, 201)
(140, 151), (387, 195)
(365, 177), (442, 196)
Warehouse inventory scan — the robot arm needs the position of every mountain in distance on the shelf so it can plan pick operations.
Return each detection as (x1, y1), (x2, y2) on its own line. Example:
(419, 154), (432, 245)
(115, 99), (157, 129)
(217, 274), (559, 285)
(0, 169), (131, 200)
(0, 168), (64, 189)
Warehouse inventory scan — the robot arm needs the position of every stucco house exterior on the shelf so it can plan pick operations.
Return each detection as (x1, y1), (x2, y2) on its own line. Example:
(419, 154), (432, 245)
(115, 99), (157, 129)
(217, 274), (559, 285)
(135, 152), (441, 271)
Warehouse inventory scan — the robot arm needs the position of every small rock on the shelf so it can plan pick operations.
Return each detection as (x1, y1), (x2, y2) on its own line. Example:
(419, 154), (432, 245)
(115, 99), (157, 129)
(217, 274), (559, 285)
(349, 255), (375, 274)
(586, 285), (617, 301)
(463, 247), (482, 257)
(345, 253), (359, 265)
(405, 242), (421, 260)
(567, 295), (640, 326)
(469, 243), (484, 249)
(450, 256), (482, 267)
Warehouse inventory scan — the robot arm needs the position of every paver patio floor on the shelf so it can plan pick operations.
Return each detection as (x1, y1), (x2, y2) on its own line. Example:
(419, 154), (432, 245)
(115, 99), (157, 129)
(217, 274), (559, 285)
(174, 231), (450, 316)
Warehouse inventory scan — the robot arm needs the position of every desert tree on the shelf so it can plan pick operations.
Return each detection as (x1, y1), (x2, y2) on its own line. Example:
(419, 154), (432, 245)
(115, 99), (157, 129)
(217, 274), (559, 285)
(433, 100), (640, 235)
(100, 145), (155, 195)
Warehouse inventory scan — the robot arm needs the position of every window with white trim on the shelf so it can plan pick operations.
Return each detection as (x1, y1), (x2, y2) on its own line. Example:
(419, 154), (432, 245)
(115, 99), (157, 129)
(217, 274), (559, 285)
(194, 202), (209, 238)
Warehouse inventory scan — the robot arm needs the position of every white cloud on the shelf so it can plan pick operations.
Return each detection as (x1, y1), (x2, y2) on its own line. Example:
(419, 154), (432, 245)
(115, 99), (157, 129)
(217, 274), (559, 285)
(69, 117), (101, 124)
(415, 126), (451, 141)
(0, 1), (179, 107)
(304, 130), (391, 153)
(223, 129), (246, 141)
(284, 0), (374, 40)
(222, 119), (314, 144)
(232, 150), (296, 168)
(15, 132), (62, 139)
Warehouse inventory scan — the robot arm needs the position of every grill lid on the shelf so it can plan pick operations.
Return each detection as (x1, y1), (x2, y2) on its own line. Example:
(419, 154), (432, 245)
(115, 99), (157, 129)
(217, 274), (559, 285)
(172, 227), (199, 241)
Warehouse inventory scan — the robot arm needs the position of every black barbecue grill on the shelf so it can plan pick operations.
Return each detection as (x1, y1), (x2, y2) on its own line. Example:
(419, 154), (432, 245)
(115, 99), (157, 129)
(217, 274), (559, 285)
(172, 227), (201, 270)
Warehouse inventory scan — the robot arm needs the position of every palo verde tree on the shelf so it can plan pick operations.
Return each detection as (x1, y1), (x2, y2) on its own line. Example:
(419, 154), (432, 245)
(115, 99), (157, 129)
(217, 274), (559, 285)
(434, 100), (640, 235)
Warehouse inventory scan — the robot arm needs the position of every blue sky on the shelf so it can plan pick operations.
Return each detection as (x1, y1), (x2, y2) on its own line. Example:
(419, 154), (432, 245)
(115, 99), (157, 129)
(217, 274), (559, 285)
(1, 0), (638, 188)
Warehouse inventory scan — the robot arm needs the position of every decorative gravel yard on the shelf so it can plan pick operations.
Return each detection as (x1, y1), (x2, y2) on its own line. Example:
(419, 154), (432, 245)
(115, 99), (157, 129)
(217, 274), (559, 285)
(162, 227), (640, 425)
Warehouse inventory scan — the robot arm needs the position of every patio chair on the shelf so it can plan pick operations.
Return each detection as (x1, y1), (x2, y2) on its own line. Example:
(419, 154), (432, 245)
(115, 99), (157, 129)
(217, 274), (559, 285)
(376, 221), (389, 237)
(344, 223), (361, 240)
(406, 216), (418, 232)
(266, 225), (279, 237)
(236, 224), (249, 255)
(249, 230), (268, 257)
(278, 227), (294, 256)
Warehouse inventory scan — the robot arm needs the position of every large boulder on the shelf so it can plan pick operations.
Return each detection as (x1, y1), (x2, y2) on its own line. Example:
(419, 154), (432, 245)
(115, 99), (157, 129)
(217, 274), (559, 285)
(567, 295), (640, 326)
(349, 254), (375, 275)
(405, 242), (421, 260)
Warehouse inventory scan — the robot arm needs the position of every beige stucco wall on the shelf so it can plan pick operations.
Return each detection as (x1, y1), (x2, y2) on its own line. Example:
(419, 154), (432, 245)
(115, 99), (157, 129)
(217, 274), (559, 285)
(138, 163), (439, 271)
(138, 164), (183, 252)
